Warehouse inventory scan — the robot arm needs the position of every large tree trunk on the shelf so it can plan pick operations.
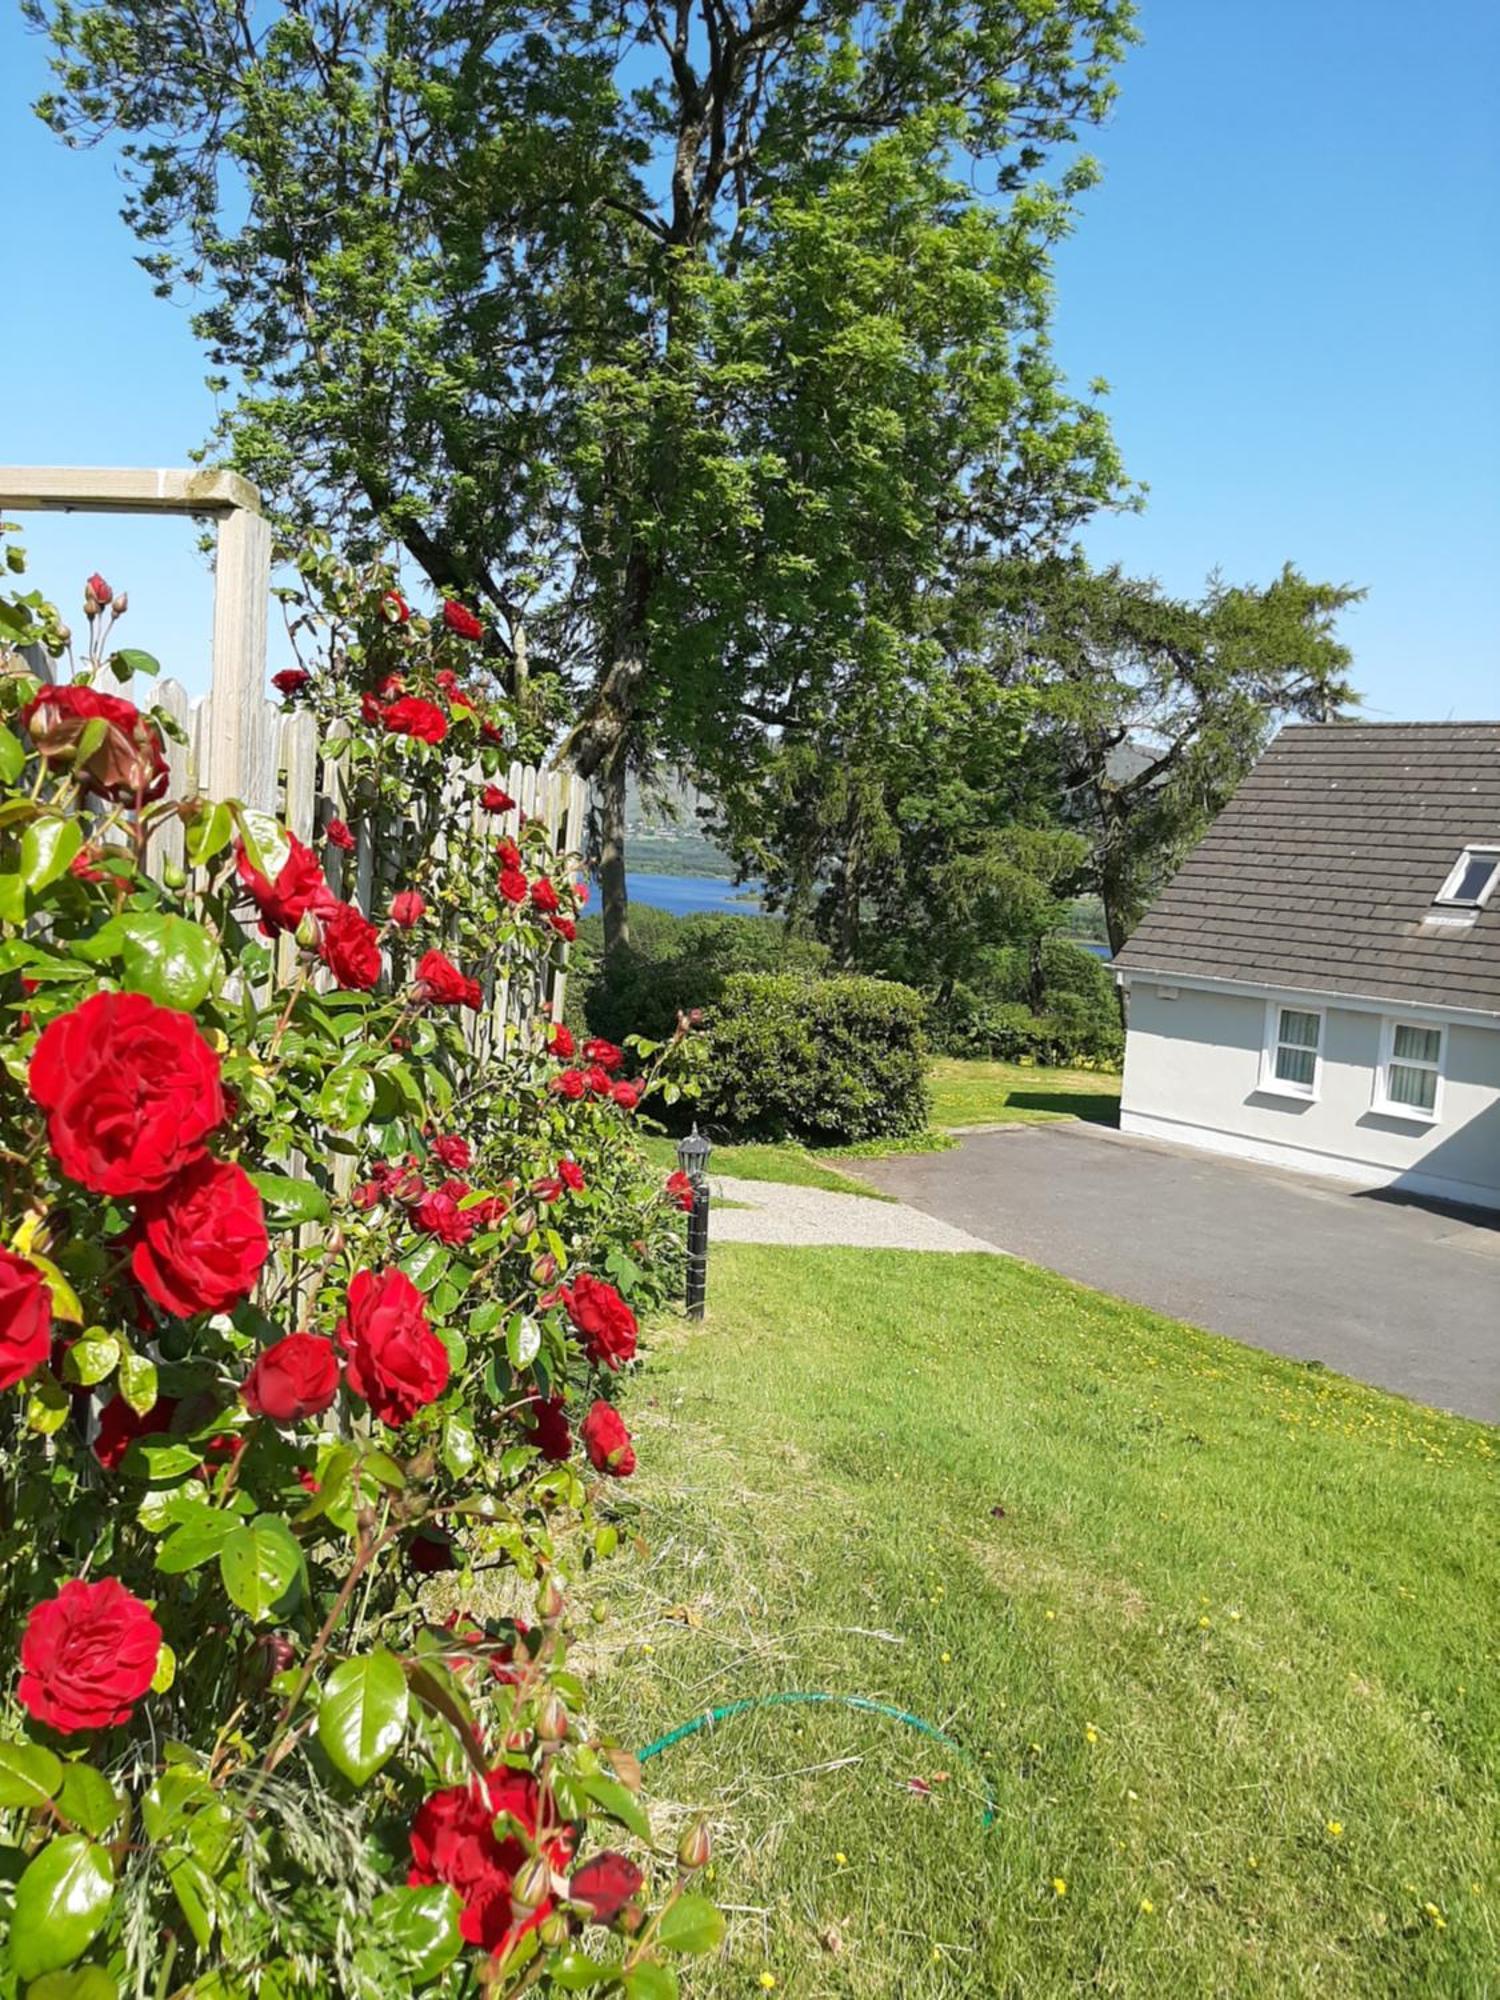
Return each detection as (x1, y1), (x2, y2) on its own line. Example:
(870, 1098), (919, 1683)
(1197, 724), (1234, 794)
(597, 736), (631, 961)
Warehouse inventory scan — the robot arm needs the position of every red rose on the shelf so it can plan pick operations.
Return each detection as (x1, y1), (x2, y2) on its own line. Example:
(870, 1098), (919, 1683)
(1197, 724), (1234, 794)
(338, 1268), (450, 1425)
(92, 1392), (178, 1471)
(550, 915), (577, 943)
(558, 1159), (585, 1193)
(131, 1156), (269, 1317)
(242, 1333), (340, 1422)
(529, 876), (560, 914)
(525, 1396), (572, 1461)
(69, 847), (107, 883)
(0, 1249), (52, 1391)
(582, 1065), (611, 1096)
(495, 836), (522, 869)
(319, 900), (382, 989)
(550, 1068), (586, 1101)
(30, 992), (225, 1196)
(430, 1134), (472, 1171)
(548, 1025), (575, 1060)
(498, 866), (528, 906)
(441, 600), (484, 641)
(389, 889), (426, 928)
(575, 881), (591, 905)
(382, 590), (411, 624)
(236, 831), (328, 937)
(408, 1770), (567, 1953)
(408, 1529), (457, 1574)
(272, 667), (311, 696)
(379, 673), (406, 698)
(18, 1577), (162, 1734)
(85, 571), (112, 606)
(583, 1038), (624, 1072)
(611, 1079), (642, 1111)
(482, 719), (505, 745)
(582, 1399), (636, 1476)
(413, 1183), (477, 1246)
(326, 816), (356, 851)
(22, 683), (169, 803)
(415, 949), (481, 1008)
(532, 1175), (564, 1203)
(383, 696), (449, 745)
(481, 785), (515, 812)
(561, 1274), (638, 1371)
(360, 691), (385, 726)
(570, 1853), (644, 1923)
(665, 1169), (696, 1213)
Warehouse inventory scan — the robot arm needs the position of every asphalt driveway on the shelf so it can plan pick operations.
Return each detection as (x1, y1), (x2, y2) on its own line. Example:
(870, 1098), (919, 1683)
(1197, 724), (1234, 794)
(847, 1122), (1500, 1422)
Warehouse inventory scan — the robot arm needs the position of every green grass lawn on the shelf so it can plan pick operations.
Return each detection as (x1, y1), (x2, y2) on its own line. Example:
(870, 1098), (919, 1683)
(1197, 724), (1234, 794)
(927, 1056), (1121, 1129)
(594, 1246), (1497, 1998)
(635, 1133), (889, 1199)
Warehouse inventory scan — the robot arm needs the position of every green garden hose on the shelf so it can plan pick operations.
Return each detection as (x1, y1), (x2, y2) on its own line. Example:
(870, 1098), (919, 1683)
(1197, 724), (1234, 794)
(637, 1691), (998, 1828)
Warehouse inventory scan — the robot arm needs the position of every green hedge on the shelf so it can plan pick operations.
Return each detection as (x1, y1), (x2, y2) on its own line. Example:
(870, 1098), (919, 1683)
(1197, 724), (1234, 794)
(928, 938), (1123, 1066)
(577, 909), (830, 1043)
(697, 972), (931, 1144)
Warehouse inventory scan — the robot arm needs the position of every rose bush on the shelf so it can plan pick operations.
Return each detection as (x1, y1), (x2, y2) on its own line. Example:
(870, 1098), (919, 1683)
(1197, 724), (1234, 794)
(0, 536), (716, 1998)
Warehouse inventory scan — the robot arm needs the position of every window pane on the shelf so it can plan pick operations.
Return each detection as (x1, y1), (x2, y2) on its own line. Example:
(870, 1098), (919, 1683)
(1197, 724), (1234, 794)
(1275, 1043), (1316, 1088)
(1279, 1009), (1320, 1050)
(1387, 1062), (1437, 1112)
(1450, 855), (1499, 903)
(1392, 1024), (1441, 1065)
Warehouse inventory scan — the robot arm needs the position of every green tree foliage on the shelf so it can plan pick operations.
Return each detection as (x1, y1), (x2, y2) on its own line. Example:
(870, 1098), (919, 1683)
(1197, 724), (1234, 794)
(29, 0), (1136, 956)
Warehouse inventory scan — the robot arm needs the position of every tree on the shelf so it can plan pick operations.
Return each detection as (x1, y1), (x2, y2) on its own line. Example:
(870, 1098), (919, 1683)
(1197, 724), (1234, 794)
(31, 0), (1136, 956)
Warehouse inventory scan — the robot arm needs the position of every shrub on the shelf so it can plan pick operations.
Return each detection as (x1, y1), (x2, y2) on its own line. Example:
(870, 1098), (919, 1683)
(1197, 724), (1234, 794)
(930, 939), (1123, 1066)
(0, 541), (717, 1997)
(580, 908), (830, 1044)
(696, 972), (930, 1143)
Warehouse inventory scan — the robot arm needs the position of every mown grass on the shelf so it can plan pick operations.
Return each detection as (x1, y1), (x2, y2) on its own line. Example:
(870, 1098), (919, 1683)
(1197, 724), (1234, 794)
(592, 1245), (1497, 1999)
(635, 1133), (888, 1200)
(928, 1057), (1121, 1130)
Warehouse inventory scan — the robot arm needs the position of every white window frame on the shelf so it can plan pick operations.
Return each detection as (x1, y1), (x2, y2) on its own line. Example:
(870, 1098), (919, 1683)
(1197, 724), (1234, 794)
(1372, 1017), (1445, 1123)
(1258, 1000), (1325, 1101)
(1434, 843), (1500, 910)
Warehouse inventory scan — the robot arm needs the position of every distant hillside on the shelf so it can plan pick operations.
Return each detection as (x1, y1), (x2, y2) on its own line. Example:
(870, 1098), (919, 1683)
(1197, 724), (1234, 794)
(624, 771), (736, 879)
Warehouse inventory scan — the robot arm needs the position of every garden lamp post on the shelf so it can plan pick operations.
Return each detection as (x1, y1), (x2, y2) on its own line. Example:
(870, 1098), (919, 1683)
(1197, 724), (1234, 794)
(676, 1125), (713, 1319)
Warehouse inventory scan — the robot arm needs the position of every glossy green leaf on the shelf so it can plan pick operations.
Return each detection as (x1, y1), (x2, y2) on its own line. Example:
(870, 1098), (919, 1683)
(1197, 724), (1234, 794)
(0, 1738), (63, 1809)
(110, 647), (160, 679)
(117, 1346), (158, 1415)
(25, 1967), (118, 1999)
(318, 1064), (377, 1131)
(11, 1837), (115, 1980)
(507, 1316), (541, 1370)
(234, 808), (291, 882)
(185, 800), (234, 866)
(115, 913), (219, 1011)
(580, 1773), (652, 1844)
(60, 1334), (119, 1388)
(399, 1238), (449, 1294)
(655, 1893), (726, 1956)
(157, 1506), (242, 1574)
(621, 1964), (679, 2000)
(0, 722), (24, 783)
(549, 1951), (620, 1991)
(20, 817), (82, 893)
(25, 1372), (70, 1434)
(318, 1650), (409, 1786)
(248, 1171), (332, 1229)
(442, 1411), (478, 1479)
(219, 1513), (303, 1620)
(55, 1764), (124, 1839)
(370, 1884), (464, 1985)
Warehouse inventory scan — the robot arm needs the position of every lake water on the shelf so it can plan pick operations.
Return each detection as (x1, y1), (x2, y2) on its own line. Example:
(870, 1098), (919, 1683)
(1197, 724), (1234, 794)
(618, 872), (765, 917)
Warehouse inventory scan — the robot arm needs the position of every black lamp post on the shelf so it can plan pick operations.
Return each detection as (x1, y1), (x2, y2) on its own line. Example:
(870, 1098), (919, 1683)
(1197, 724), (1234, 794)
(675, 1124), (713, 1319)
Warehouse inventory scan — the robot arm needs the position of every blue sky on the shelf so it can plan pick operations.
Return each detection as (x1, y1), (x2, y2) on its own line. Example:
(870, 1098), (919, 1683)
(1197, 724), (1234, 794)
(2, 0), (1496, 715)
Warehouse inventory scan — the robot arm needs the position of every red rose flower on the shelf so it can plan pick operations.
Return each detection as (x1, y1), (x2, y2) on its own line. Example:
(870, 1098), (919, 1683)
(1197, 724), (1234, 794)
(378, 673), (406, 699)
(389, 888), (426, 928)
(18, 1577), (162, 1734)
(29, 991), (225, 1196)
(383, 696), (449, 745)
(242, 1333), (340, 1422)
(550, 915), (577, 943)
(92, 1392), (178, 1471)
(611, 1079), (642, 1111)
(525, 1396), (572, 1462)
(381, 590), (411, 624)
(413, 1183), (477, 1246)
(582, 1065), (611, 1097)
(532, 1175), (564, 1203)
(481, 719), (505, 745)
(0, 1249), (52, 1391)
(435, 669), (459, 694)
(415, 949), (481, 1009)
(495, 836), (522, 869)
(575, 881), (591, 905)
(498, 866), (528, 906)
(326, 816), (356, 851)
(272, 667), (311, 696)
(529, 876), (560, 914)
(22, 683), (169, 803)
(582, 1399), (636, 1476)
(236, 831), (328, 937)
(441, 600), (484, 641)
(430, 1133), (472, 1171)
(570, 1853), (644, 1923)
(583, 1038), (624, 1072)
(338, 1268), (450, 1425)
(561, 1274), (638, 1371)
(69, 847), (107, 883)
(85, 571), (112, 606)
(408, 1530), (457, 1574)
(319, 900), (382, 989)
(481, 785), (516, 812)
(558, 1159), (585, 1192)
(548, 1025), (575, 1060)
(131, 1156), (269, 1317)
(665, 1168), (696, 1213)
(360, 691), (386, 726)
(408, 1769), (567, 1953)
(550, 1068), (586, 1101)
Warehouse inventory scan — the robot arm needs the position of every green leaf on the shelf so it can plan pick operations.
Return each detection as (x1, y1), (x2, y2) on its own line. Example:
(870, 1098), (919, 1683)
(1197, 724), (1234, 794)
(115, 913), (220, 1011)
(318, 1650), (409, 1786)
(580, 1773), (652, 1845)
(0, 722), (24, 783)
(55, 1764), (124, 1839)
(318, 1064), (377, 1132)
(370, 1884), (464, 1985)
(59, 1334), (119, 1388)
(25, 1372), (70, 1434)
(20, 817), (82, 893)
(234, 808), (290, 882)
(11, 1837), (115, 1980)
(26, 1968), (118, 1999)
(157, 1507), (242, 1574)
(622, 1965), (679, 2000)
(442, 1411), (478, 1479)
(219, 1513), (303, 1621)
(110, 647), (160, 680)
(0, 1738), (63, 1809)
(655, 1893), (726, 1956)
(0, 871), (25, 924)
(248, 1171), (331, 1229)
(117, 1346), (158, 1415)
(507, 1316), (541, 1370)
(399, 1238), (449, 1294)
(550, 1952), (620, 1991)
(185, 800), (234, 867)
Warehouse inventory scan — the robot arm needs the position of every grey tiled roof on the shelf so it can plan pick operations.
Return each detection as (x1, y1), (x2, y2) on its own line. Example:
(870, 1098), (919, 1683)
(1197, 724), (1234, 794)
(1114, 722), (1500, 1017)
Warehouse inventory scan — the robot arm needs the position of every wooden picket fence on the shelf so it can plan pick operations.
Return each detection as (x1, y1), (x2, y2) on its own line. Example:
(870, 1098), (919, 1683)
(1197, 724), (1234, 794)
(0, 466), (588, 1038)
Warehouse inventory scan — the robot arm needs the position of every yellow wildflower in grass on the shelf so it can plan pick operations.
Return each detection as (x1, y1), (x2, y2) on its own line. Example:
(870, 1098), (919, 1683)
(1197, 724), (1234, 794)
(834, 1853), (847, 1868)
(1325, 1820), (1344, 1839)
(1052, 1877), (1068, 1897)
(1423, 1902), (1446, 1929)
(940, 1651), (951, 1664)
(1085, 1725), (1099, 1744)
(1139, 1898), (1154, 1914)
(759, 1975), (778, 1991)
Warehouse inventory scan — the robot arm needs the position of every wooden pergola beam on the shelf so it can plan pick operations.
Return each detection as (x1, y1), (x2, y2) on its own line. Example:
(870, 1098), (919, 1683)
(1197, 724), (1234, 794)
(0, 465), (261, 517)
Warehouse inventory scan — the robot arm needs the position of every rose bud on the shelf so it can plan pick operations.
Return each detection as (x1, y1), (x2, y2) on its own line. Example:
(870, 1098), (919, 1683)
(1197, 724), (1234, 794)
(536, 1692), (569, 1743)
(537, 1576), (565, 1623)
(531, 1252), (559, 1285)
(389, 888), (426, 928)
(510, 1854), (553, 1916)
(253, 1632), (296, 1683)
(111, 592), (128, 615)
(677, 1818), (712, 1871)
(538, 1913), (570, 1949)
(295, 908), (321, 950)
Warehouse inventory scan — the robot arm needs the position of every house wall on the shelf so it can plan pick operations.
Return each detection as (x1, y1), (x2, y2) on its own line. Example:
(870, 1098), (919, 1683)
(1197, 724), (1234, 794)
(1119, 979), (1500, 1209)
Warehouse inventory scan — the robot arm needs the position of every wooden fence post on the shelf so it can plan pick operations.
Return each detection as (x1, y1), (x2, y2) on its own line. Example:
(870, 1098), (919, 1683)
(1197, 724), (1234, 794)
(205, 503), (274, 808)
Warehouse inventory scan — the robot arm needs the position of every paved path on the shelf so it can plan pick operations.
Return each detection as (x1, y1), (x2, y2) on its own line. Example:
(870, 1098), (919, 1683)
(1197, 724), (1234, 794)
(706, 1175), (1002, 1254)
(843, 1123), (1500, 1422)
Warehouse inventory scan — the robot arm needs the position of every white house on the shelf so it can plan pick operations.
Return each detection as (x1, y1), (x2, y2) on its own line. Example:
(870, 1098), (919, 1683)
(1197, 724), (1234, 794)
(1114, 722), (1500, 1212)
